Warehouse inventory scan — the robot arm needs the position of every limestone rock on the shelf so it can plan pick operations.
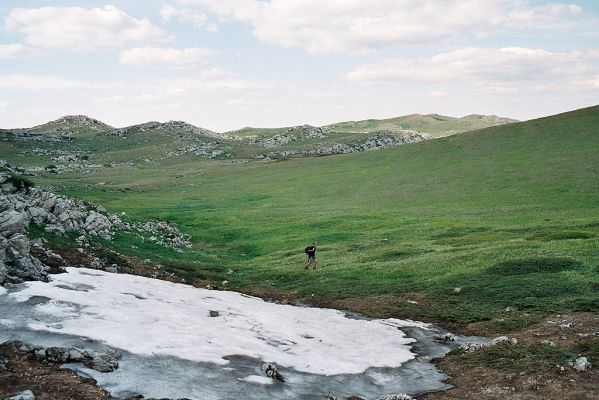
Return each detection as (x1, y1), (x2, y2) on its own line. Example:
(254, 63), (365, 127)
(0, 211), (25, 237)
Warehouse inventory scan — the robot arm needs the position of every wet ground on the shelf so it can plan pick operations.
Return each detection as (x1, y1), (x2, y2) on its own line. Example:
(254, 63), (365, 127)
(0, 269), (488, 400)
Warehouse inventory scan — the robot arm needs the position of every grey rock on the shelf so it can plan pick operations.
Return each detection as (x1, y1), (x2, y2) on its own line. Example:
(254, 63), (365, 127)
(574, 357), (591, 372)
(45, 346), (85, 363)
(85, 351), (119, 372)
(261, 362), (285, 382)
(209, 310), (219, 317)
(432, 332), (455, 343)
(4, 390), (36, 400)
(7, 234), (31, 258)
(376, 395), (413, 400)
(490, 336), (510, 345)
(0, 211), (26, 237)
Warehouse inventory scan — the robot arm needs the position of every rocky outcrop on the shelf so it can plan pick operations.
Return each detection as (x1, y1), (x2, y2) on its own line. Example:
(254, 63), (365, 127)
(45, 346), (120, 373)
(2, 340), (119, 374)
(251, 125), (328, 148)
(257, 130), (426, 158)
(0, 172), (192, 284)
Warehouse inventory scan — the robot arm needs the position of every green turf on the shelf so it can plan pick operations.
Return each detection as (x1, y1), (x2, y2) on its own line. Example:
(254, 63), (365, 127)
(6, 105), (599, 325)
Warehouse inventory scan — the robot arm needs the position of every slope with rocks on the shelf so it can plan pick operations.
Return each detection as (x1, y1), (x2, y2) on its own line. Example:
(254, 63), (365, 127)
(325, 113), (517, 137)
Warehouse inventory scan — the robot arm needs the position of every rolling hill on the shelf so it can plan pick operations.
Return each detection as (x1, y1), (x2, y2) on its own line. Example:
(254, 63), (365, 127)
(7, 104), (593, 328)
(325, 113), (516, 137)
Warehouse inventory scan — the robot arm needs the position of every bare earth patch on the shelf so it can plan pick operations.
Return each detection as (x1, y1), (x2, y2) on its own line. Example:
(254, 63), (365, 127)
(422, 313), (599, 400)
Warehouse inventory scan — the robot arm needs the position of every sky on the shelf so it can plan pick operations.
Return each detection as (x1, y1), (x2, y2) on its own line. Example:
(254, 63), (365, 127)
(0, 0), (598, 132)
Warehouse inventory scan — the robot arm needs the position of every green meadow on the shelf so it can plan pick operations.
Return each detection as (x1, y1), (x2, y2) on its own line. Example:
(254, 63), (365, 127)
(19, 105), (599, 329)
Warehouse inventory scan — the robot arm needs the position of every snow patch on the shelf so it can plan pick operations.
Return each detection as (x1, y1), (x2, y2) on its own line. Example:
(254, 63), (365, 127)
(238, 375), (275, 385)
(9, 268), (417, 375)
(0, 286), (7, 296)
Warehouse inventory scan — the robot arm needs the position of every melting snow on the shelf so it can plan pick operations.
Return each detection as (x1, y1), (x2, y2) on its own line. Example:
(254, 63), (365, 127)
(238, 375), (275, 385)
(9, 268), (419, 375)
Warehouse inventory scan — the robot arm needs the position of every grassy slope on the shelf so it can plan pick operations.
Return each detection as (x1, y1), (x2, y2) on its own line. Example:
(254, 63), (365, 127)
(32, 105), (599, 326)
(326, 113), (516, 136)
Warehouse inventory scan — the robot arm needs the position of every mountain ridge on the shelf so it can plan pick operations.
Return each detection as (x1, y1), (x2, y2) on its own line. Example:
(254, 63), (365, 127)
(6, 112), (517, 139)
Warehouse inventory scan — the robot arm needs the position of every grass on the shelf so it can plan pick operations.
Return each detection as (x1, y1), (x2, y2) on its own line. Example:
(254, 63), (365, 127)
(454, 342), (577, 373)
(6, 105), (599, 326)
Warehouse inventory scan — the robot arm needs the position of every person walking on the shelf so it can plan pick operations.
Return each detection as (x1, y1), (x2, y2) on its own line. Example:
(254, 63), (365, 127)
(304, 242), (317, 270)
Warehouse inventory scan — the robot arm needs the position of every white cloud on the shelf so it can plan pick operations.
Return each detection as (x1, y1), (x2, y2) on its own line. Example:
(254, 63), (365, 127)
(0, 75), (95, 91)
(0, 43), (43, 59)
(184, 0), (586, 53)
(199, 68), (234, 79)
(345, 47), (599, 91)
(226, 99), (254, 107)
(161, 5), (217, 31)
(5, 5), (166, 51)
(119, 47), (215, 68)
(0, 101), (8, 108)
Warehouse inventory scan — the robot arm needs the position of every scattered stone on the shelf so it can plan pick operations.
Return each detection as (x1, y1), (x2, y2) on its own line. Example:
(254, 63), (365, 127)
(504, 307), (515, 313)
(4, 390), (36, 400)
(452, 287), (463, 294)
(573, 357), (591, 372)
(542, 340), (556, 347)
(83, 350), (119, 373)
(261, 362), (285, 382)
(459, 336), (517, 354)
(346, 397), (365, 400)
(43, 345), (119, 373)
(559, 322), (574, 329)
(209, 310), (219, 317)
(375, 394), (413, 400)
(222, 280), (229, 287)
(45, 347), (85, 363)
(433, 333), (455, 343)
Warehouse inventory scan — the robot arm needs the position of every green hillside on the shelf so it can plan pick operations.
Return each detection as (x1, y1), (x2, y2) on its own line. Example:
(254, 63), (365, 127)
(326, 113), (516, 136)
(25, 105), (598, 329)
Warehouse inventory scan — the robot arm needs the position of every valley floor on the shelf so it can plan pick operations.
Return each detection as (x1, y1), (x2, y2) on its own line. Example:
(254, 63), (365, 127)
(1, 251), (597, 400)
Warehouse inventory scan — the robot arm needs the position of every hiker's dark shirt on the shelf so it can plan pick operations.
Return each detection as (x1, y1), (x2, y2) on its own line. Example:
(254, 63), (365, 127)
(306, 246), (316, 258)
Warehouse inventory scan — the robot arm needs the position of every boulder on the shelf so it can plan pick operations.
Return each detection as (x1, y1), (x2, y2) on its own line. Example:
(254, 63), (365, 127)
(45, 347), (86, 363)
(432, 333), (455, 343)
(0, 211), (26, 237)
(7, 234), (31, 259)
(261, 362), (285, 382)
(45, 347), (119, 372)
(83, 351), (119, 372)
(574, 357), (591, 372)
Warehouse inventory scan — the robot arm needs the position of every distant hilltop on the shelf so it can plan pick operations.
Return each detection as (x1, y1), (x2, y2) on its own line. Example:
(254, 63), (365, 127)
(4, 112), (517, 139)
